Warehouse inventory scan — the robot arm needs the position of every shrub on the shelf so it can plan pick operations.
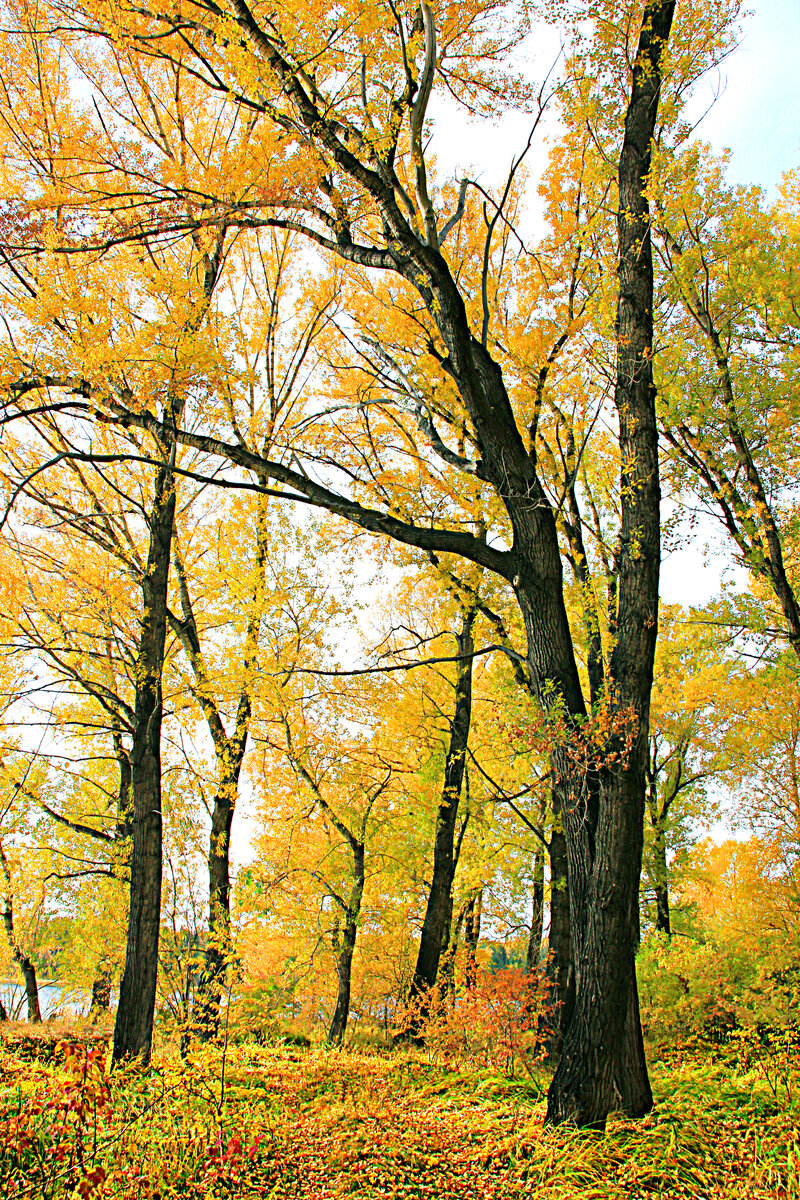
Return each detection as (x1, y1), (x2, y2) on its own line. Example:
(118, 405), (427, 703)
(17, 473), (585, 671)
(396, 967), (553, 1076)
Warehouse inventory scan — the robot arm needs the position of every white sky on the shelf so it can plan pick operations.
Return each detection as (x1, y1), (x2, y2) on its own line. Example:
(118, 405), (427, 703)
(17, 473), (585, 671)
(248, 4), (800, 862)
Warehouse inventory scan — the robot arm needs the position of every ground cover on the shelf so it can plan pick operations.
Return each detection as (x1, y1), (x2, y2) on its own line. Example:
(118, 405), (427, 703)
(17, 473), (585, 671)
(0, 1031), (798, 1199)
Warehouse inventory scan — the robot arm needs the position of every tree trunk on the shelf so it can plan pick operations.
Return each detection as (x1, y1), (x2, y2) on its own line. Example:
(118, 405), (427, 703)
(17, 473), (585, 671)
(170, 487), (268, 1042)
(89, 962), (112, 1017)
(194, 763), (241, 1039)
(112, 452), (177, 1065)
(543, 812), (573, 1059)
(525, 842), (545, 973)
(407, 608), (476, 1018)
(652, 824), (671, 936)
(464, 888), (482, 990)
(546, 0), (673, 1128)
(113, 725), (134, 848)
(0, 843), (42, 1023)
(2, 902), (42, 1023)
(328, 843), (365, 1044)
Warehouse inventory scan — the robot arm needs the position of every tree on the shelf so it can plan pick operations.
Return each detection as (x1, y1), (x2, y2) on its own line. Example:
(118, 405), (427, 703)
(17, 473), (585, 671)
(0, 0), (747, 1124)
(643, 607), (733, 935)
(655, 151), (800, 658)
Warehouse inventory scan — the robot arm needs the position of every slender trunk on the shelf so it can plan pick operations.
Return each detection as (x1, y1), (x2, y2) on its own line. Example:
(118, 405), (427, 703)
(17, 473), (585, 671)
(440, 897), (469, 1002)
(408, 609), (476, 1002)
(328, 843), (365, 1044)
(652, 824), (671, 936)
(0, 843), (41, 1023)
(171, 488), (268, 1041)
(194, 763), (241, 1039)
(464, 888), (482, 990)
(546, 1), (673, 1127)
(112, 452), (177, 1065)
(89, 963), (112, 1017)
(2, 903), (41, 1023)
(525, 843), (545, 973)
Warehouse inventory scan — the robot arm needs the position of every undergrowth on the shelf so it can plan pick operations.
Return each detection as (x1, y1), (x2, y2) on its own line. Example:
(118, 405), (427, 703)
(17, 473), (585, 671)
(1, 1035), (799, 1199)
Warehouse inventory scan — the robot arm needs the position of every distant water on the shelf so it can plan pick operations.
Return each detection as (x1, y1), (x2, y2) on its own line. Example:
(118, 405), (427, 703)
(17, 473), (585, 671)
(0, 981), (86, 1021)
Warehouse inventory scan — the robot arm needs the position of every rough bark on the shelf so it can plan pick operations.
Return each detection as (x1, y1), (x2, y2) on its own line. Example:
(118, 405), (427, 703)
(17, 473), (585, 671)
(546, 1), (674, 1127)
(543, 809), (573, 1058)
(407, 607), (476, 1019)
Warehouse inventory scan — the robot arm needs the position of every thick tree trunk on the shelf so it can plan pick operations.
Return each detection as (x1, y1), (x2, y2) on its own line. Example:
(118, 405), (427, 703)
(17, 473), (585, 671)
(546, 1), (673, 1128)
(407, 608), (476, 1017)
(112, 453), (177, 1065)
(328, 843), (365, 1044)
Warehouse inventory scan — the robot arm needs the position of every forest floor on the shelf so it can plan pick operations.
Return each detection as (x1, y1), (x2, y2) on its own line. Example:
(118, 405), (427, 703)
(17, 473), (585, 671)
(1, 1027), (799, 1199)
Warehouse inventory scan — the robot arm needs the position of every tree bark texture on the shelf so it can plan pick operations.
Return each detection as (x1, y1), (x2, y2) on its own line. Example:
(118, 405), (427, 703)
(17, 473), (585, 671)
(546, 1), (674, 1127)
(407, 608), (476, 1015)
(543, 810), (573, 1059)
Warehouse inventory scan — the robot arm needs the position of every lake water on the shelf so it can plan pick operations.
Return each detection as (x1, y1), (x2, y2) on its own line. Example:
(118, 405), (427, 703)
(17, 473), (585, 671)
(0, 981), (86, 1021)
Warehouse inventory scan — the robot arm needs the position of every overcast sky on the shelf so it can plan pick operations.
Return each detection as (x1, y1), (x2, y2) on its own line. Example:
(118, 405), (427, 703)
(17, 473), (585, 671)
(697, 0), (800, 193)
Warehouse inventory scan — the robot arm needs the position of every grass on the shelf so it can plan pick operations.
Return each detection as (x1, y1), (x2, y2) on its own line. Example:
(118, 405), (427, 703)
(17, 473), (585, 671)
(1, 1033), (799, 1198)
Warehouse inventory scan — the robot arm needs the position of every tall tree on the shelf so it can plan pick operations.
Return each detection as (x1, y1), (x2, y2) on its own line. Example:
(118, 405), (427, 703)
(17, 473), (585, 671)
(0, 0), (742, 1123)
